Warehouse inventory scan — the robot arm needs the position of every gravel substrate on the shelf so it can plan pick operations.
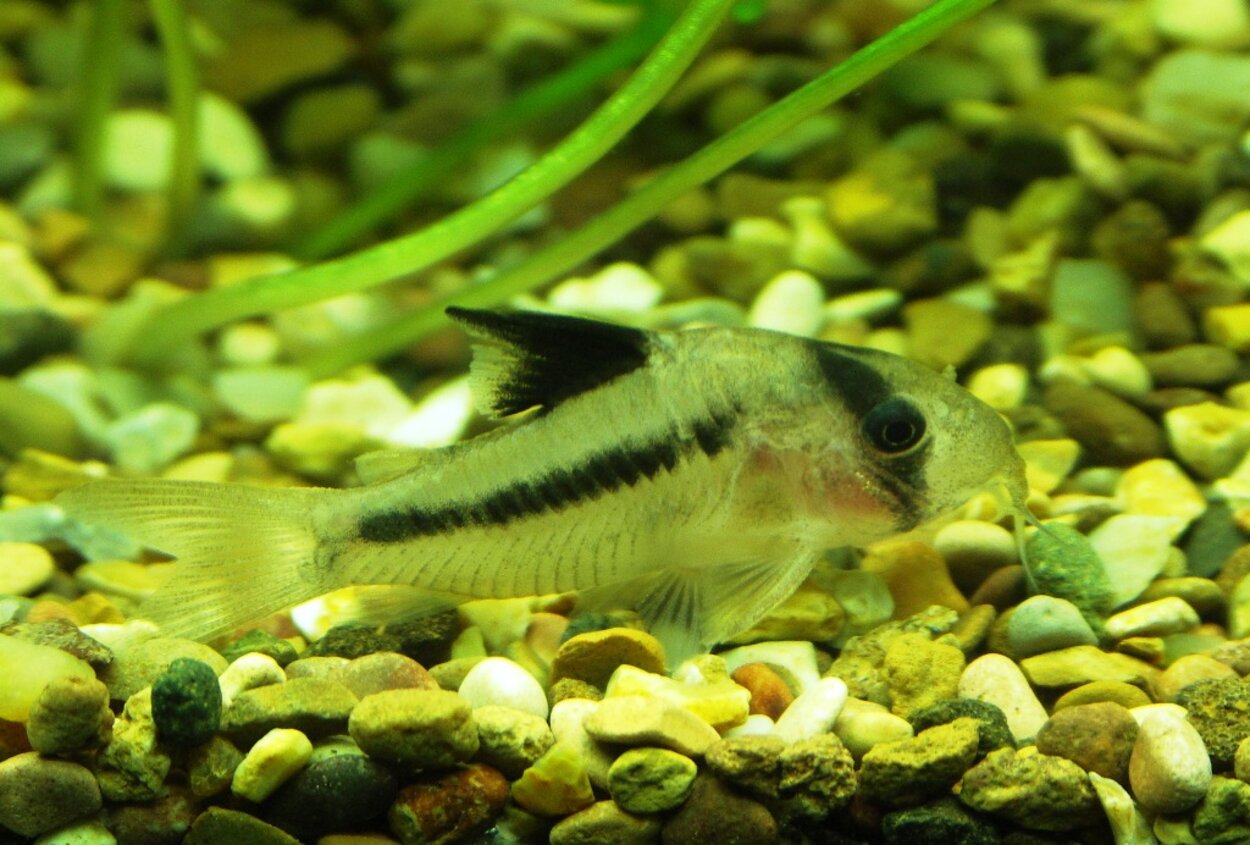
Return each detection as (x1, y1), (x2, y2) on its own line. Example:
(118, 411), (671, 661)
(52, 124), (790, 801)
(5, 0), (1250, 843)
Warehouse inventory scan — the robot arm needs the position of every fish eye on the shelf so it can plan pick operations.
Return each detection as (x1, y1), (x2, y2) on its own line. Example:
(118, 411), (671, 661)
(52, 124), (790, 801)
(862, 397), (926, 454)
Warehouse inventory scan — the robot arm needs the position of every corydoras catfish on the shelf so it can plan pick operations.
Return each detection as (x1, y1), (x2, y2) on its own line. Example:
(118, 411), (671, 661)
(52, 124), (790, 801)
(58, 307), (1029, 659)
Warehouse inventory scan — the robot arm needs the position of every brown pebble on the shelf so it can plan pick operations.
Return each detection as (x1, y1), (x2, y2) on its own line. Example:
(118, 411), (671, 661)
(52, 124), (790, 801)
(661, 775), (777, 845)
(863, 541), (968, 619)
(387, 764), (508, 845)
(1035, 702), (1138, 783)
(968, 565), (1027, 609)
(1141, 344), (1240, 388)
(1132, 282), (1197, 349)
(1043, 381), (1166, 466)
(730, 663), (794, 721)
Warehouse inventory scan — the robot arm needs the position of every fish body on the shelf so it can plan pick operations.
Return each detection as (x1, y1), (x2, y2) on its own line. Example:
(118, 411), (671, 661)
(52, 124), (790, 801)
(58, 308), (1027, 657)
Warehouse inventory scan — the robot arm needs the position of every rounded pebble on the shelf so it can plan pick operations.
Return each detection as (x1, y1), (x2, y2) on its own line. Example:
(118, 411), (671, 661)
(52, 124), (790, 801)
(958, 654), (1048, 743)
(1035, 702), (1138, 783)
(1105, 596), (1199, 640)
(338, 651), (437, 699)
(218, 652), (286, 707)
(585, 695), (721, 757)
(1128, 707), (1211, 814)
(387, 763), (509, 845)
(511, 741), (595, 817)
(833, 697), (914, 759)
(550, 799), (662, 845)
(349, 689), (478, 770)
(0, 542), (55, 596)
(550, 627), (667, 690)
(660, 774), (777, 845)
(457, 656), (549, 719)
(265, 753), (398, 840)
(472, 704), (555, 778)
(1004, 595), (1099, 657)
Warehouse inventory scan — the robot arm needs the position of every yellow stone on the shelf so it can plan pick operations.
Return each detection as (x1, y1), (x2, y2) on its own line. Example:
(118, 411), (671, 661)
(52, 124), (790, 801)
(1116, 459), (1205, 538)
(1017, 439), (1081, 493)
(861, 540), (968, 619)
(603, 665), (749, 732)
(0, 634), (95, 721)
(510, 742), (594, 817)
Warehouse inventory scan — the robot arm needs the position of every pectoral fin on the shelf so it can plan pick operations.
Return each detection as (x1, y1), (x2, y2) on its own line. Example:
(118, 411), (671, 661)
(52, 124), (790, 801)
(579, 551), (818, 664)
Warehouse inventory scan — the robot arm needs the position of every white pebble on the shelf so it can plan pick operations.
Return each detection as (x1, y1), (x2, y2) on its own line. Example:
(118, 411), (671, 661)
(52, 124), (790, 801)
(457, 656), (548, 719)
(548, 262), (663, 316)
(723, 714), (776, 738)
(833, 697), (913, 759)
(747, 270), (826, 336)
(231, 728), (313, 802)
(1104, 597), (1200, 640)
(774, 677), (847, 743)
(959, 654), (1048, 743)
(218, 653), (285, 708)
(1128, 706), (1211, 815)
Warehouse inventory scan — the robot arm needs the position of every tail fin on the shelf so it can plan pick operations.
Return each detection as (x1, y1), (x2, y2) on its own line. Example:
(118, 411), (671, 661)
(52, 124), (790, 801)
(57, 480), (334, 642)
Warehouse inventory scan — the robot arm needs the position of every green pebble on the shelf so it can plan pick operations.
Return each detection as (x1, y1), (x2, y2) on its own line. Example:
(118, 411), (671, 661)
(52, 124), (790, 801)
(608, 747), (697, 814)
(151, 657), (222, 747)
(1025, 524), (1114, 630)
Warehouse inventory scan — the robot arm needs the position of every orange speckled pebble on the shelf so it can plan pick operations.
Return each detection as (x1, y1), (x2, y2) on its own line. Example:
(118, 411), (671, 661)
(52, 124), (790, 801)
(730, 662), (794, 721)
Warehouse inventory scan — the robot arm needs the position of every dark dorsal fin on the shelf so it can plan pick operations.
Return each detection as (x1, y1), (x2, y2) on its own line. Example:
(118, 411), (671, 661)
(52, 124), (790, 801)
(446, 307), (651, 417)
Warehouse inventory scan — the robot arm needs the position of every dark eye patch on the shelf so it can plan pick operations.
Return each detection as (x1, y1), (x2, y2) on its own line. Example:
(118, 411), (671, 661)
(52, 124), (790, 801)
(862, 397), (926, 454)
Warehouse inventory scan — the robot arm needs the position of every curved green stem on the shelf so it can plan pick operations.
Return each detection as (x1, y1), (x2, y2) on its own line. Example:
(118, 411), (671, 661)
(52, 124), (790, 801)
(126, 0), (736, 368)
(301, 0), (1000, 376)
(293, 6), (675, 261)
(150, 0), (200, 256)
(73, 0), (126, 219)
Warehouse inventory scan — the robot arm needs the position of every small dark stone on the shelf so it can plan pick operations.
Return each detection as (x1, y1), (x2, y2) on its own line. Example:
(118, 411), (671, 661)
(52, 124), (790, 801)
(661, 775), (777, 845)
(1043, 381), (1166, 466)
(387, 610), (461, 666)
(908, 699), (1014, 756)
(221, 629), (298, 667)
(562, 612), (623, 643)
(1091, 200), (1173, 281)
(184, 807), (299, 845)
(266, 753), (398, 839)
(882, 797), (999, 845)
(305, 624), (402, 660)
(1141, 344), (1242, 388)
(0, 310), (75, 375)
(151, 658), (222, 747)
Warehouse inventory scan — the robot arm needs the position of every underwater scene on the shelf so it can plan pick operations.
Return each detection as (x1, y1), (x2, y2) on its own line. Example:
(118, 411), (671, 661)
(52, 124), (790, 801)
(2, 0), (1250, 842)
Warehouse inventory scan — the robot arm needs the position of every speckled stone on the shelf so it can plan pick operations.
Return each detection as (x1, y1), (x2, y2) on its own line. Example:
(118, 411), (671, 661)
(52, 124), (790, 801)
(858, 718), (981, 807)
(881, 797), (999, 845)
(608, 747), (698, 814)
(660, 774), (778, 845)
(107, 784), (198, 843)
(0, 752), (102, 837)
(1129, 707), (1212, 815)
(881, 632), (964, 718)
(222, 677), (357, 745)
(1035, 702), (1138, 783)
(549, 800), (662, 845)
(956, 747), (1102, 832)
(152, 657), (222, 747)
(265, 753), (398, 840)
(472, 704), (555, 779)
(25, 674), (113, 755)
(187, 735), (245, 798)
(184, 807), (300, 845)
(1023, 524), (1114, 623)
(1192, 776), (1250, 845)
(387, 763), (509, 845)
(704, 735), (785, 799)
(778, 733), (857, 821)
(958, 653), (1048, 744)
(1167, 402), (1250, 479)
(1177, 677), (1250, 770)
(909, 698), (1014, 756)
(96, 688), (172, 802)
(349, 688), (477, 770)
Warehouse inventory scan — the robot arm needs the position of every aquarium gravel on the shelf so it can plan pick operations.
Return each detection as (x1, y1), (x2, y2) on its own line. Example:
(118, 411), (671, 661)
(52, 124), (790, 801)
(6, 0), (1250, 843)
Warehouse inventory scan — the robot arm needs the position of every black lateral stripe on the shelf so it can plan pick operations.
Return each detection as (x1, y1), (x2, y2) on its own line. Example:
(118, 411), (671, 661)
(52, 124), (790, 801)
(357, 407), (738, 543)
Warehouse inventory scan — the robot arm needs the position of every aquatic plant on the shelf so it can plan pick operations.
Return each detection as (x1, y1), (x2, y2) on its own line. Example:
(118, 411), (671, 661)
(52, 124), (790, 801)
(72, 0), (999, 375)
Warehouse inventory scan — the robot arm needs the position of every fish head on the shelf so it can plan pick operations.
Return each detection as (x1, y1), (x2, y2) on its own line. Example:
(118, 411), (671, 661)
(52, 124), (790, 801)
(774, 338), (1028, 543)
